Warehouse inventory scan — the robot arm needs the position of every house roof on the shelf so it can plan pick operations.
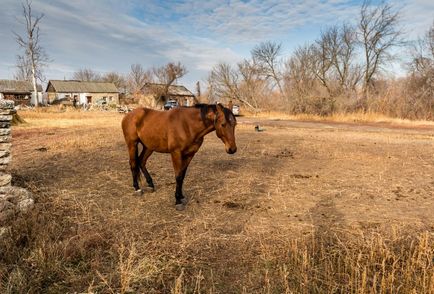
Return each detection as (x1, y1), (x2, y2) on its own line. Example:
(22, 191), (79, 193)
(46, 80), (119, 93)
(141, 83), (195, 97)
(0, 80), (43, 93)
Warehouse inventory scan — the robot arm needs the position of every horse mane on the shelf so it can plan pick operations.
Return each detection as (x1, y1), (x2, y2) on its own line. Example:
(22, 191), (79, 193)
(194, 104), (216, 126)
(193, 103), (234, 126)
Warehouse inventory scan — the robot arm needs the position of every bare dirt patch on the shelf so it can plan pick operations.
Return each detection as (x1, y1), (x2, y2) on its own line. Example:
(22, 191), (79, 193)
(1, 110), (433, 293)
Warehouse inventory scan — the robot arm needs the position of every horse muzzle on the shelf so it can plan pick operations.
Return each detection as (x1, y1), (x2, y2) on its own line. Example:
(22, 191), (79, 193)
(226, 146), (237, 154)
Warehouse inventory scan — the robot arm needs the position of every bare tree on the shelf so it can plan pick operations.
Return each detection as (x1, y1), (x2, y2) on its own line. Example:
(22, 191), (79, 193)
(102, 71), (126, 93)
(312, 30), (336, 94)
(208, 62), (260, 110)
(14, 54), (32, 81)
(251, 41), (284, 95)
(237, 59), (267, 109)
(409, 22), (434, 75)
(359, 0), (402, 100)
(13, 0), (48, 106)
(405, 22), (434, 119)
(334, 24), (362, 91)
(152, 62), (187, 102)
(208, 63), (240, 103)
(127, 63), (151, 95)
(311, 24), (362, 95)
(72, 68), (102, 81)
(285, 44), (318, 97)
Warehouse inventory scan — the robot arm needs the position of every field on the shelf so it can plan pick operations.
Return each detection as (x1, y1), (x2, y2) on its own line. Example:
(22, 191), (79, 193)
(1, 109), (433, 293)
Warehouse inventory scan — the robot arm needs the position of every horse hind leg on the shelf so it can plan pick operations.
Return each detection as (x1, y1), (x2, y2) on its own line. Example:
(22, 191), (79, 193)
(138, 145), (155, 191)
(127, 141), (141, 193)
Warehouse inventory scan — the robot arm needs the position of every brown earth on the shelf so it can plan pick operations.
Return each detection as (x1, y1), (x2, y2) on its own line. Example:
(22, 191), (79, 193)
(3, 111), (434, 293)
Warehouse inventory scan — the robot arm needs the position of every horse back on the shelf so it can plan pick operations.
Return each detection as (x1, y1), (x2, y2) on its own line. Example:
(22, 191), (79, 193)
(122, 107), (204, 153)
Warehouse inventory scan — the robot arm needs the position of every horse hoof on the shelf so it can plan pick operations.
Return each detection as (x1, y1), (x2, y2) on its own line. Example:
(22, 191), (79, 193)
(134, 189), (144, 196)
(181, 198), (188, 205)
(175, 204), (185, 211)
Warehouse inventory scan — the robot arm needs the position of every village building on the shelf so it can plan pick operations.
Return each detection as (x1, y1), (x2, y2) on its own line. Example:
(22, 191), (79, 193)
(46, 80), (119, 105)
(0, 80), (43, 106)
(140, 83), (197, 108)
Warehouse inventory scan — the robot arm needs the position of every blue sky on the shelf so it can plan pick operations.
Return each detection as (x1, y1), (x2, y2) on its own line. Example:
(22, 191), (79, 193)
(0, 0), (433, 90)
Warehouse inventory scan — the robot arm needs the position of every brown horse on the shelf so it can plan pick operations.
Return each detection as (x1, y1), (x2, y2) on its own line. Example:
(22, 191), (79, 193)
(121, 103), (237, 210)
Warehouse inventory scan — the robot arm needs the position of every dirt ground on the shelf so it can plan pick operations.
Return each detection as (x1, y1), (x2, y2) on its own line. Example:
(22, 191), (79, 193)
(7, 111), (434, 292)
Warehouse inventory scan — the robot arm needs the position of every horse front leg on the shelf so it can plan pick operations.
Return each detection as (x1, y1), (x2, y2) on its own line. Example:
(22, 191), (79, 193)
(171, 152), (194, 211)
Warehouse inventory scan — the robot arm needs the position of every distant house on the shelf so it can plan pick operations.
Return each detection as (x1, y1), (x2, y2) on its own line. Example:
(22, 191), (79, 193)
(0, 80), (43, 106)
(46, 80), (119, 105)
(141, 83), (197, 108)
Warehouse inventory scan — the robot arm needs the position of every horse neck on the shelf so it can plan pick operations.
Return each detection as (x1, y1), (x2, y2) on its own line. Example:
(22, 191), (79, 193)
(196, 108), (216, 138)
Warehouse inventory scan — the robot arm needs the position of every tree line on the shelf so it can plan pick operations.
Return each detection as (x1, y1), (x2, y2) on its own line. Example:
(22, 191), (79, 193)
(70, 62), (187, 101)
(207, 1), (434, 120)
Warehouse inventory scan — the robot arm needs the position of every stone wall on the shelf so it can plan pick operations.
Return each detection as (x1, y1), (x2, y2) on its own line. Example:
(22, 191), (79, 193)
(0, 100), (34, 235)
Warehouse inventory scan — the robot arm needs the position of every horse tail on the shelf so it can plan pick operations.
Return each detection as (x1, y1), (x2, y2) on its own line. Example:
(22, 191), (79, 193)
(122, 109), (144, 189)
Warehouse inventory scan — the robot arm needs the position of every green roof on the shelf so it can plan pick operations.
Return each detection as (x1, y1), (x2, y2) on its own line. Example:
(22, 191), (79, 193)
(47, 80), (118, 93)
(0, 80), (42, 93)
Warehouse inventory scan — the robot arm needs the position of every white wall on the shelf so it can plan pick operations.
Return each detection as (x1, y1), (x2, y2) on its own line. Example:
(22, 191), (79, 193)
(79, 93), (89, 104)
(30, 92), (43, 105)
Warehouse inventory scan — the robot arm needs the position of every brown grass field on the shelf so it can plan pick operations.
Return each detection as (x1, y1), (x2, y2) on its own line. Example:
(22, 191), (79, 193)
(1, 109), (433, 293)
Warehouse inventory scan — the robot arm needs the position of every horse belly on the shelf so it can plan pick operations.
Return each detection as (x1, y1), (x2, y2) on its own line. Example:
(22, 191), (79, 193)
(137, 123), (170, 153)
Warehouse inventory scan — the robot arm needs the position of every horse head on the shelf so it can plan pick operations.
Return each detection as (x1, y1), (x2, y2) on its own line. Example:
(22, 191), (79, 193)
(214, 103), (237, 154)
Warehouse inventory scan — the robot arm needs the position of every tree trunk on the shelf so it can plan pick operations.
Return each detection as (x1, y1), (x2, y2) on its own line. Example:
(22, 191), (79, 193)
(31, 61), (39, 107)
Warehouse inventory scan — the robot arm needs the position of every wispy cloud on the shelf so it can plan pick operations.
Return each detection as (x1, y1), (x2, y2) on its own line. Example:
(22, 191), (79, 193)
(133, 0), (361, 43)
(394, 0), (434, 40)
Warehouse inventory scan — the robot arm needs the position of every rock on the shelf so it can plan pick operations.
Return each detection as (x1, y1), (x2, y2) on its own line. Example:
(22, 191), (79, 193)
(0, 101), (35, 227)
(0, 226), (8, 238)
(0, 150), (10, 158)
(0, 115), (13, 122)
(0, 186), (32, 201)
(0, 173), (11, 186)
(0, 187), (34, 226)
(0, 135), (11, 143)
(0, 100), (14, 109)
(18, 198), (34, 212)
(0, 129), (11, 136)
(0, 156), (11, 165)
(0, 143), (12, 151)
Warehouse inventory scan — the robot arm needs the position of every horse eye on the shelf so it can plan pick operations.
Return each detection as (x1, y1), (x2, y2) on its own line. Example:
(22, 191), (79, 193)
(221, 123), (226, 127)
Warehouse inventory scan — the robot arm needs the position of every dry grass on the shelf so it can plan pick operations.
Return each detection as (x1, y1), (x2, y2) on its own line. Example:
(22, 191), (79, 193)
(0, 109), (433, 293)
(246, 110), (434, 127)
(15, 107), (121, 129)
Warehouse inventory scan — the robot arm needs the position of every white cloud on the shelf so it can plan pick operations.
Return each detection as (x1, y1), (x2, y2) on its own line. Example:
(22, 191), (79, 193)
(0, 0), (433, 90)
(163, 0), (361, 43)
(394, 0), (434, 40)
(0, 0), (242, 89)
